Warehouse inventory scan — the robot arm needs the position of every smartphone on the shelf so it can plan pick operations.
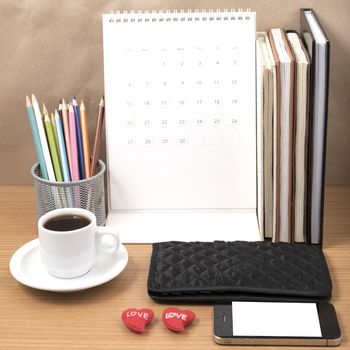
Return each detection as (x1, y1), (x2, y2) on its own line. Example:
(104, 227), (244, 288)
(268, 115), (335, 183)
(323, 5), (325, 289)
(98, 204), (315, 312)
(214, 301), (341, 346)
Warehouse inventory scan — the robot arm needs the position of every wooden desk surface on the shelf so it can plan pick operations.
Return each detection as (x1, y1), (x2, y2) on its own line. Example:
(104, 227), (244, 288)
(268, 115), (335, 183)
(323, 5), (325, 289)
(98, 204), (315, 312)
(0, 186), (349, 349)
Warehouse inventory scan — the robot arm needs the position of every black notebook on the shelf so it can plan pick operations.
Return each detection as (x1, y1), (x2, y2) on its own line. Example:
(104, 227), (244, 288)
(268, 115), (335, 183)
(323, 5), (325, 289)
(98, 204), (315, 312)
(300, 9), (330, 245)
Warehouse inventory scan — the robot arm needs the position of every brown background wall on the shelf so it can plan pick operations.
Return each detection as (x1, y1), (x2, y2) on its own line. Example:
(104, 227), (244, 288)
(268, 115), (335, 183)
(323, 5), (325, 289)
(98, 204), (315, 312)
(0, 0), (349, 185)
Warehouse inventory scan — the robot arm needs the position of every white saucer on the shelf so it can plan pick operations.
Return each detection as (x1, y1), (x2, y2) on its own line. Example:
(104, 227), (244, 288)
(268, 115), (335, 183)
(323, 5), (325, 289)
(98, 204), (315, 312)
(9, 239), (128, 292)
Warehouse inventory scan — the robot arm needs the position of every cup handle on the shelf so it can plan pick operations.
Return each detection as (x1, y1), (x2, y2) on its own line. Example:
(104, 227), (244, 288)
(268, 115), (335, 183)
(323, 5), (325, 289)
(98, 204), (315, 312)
(96, 226), (120, 254)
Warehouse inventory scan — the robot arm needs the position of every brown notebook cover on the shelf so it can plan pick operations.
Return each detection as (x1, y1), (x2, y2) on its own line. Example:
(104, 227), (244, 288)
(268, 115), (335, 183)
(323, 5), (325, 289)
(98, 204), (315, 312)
(286, 30), (311, 243)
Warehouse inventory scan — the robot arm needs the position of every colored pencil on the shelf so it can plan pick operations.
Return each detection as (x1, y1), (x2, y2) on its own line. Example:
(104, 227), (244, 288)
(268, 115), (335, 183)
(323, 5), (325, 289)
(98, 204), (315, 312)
(31, 94), (55, 181)
(26, 96), (48, 179)
(44, 113), (63, 182)
(73, 97), (85, 179)
(58, 103), (63, 118)
(80, 100), (91, 178)
(42, 103), (48, 117)
(68, 103), (80, 181)
(50, 112), (59, 152)
(42, 104), (59, 153)
(91, 97), (105, 176)
(61, 99), (73, 178)
(54, 109), (71, 182)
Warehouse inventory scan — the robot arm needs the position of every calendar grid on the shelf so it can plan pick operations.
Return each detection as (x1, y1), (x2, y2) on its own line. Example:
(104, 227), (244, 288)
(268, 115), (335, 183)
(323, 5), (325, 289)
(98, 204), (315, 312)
(103, 10), (257, 211)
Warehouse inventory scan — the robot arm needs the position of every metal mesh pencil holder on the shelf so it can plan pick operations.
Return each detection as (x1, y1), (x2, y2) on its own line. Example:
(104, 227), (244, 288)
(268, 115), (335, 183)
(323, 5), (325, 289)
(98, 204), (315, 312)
(31, 160), (106, 226)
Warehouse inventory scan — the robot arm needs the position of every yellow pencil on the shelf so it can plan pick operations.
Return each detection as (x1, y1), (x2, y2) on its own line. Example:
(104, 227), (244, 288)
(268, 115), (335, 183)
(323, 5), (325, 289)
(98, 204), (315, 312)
(80, 100), (91, 178)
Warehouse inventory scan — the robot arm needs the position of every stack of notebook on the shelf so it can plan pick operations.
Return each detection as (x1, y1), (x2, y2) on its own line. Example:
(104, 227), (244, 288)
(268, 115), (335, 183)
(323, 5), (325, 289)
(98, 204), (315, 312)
(256, 8), (330, 245)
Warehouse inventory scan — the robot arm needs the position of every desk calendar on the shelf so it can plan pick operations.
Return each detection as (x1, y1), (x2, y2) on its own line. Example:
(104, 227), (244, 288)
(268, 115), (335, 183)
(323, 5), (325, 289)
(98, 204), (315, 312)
(103, 10), (261, 242)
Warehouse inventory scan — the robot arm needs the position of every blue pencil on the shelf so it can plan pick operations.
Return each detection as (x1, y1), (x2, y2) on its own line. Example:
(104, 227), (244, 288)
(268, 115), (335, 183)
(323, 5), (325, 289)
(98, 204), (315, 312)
(72, 97), (85, 179)
(26, 95), (48, 179)
(54, 109), (71, 182)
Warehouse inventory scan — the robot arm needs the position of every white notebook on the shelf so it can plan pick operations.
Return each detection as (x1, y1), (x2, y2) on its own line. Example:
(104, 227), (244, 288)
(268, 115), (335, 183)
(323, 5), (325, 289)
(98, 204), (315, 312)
(102, 10), (260, 242)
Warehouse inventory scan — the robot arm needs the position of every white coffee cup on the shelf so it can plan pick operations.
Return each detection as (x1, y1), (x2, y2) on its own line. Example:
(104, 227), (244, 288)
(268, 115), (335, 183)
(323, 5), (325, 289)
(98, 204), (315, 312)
(38, 208), (119, 279)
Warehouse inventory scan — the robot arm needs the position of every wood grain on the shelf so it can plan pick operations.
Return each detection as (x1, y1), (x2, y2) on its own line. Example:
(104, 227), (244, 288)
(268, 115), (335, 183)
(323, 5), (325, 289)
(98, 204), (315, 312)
(0, 186), (349, 349)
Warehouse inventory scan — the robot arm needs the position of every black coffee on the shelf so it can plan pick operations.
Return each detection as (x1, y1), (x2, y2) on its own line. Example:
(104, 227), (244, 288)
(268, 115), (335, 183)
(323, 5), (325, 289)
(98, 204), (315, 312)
(44, 214), (91, 231)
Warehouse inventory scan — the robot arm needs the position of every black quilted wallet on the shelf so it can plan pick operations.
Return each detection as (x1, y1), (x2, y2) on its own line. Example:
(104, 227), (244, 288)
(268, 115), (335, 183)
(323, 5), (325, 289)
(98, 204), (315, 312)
(147, 241), (332, 303)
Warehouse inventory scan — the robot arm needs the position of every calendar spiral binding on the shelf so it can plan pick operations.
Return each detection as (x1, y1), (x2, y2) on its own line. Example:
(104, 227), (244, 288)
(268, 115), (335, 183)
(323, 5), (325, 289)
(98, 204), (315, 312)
(106, 9), (254, 23)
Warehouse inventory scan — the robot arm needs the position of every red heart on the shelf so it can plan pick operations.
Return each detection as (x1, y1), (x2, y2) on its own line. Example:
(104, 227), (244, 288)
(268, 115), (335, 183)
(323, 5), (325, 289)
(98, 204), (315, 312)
(162, 307), (196, 332)
(122, 308), (154, 333)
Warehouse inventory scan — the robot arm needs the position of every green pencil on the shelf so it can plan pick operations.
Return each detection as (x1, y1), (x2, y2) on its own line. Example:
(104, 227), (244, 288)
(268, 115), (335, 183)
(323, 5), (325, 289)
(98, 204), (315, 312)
(43, 103), (60, 154)
(44, 113), (63, 182)
(50, 112), (59, 153)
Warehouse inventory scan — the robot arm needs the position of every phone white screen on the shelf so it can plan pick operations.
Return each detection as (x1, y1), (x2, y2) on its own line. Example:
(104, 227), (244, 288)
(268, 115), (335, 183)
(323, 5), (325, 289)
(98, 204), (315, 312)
(232, 302), (322, 337)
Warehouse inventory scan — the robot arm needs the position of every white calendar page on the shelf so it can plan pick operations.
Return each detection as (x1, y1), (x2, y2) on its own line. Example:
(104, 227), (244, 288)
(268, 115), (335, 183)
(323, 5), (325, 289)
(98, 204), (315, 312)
(103, 11), (256, 212)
